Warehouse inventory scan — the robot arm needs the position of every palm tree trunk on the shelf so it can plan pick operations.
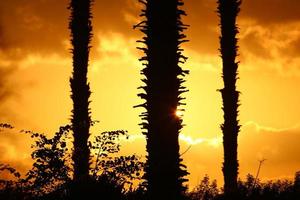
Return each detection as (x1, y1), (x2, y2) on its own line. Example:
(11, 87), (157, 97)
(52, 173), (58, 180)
(69, 0), (92, 184)
(136, 0), (189, 199)
(217, 0), (241, 198)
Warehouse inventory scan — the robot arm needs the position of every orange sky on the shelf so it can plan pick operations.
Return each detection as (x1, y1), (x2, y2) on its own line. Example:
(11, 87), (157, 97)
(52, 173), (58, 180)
(0, 0), (300, 188)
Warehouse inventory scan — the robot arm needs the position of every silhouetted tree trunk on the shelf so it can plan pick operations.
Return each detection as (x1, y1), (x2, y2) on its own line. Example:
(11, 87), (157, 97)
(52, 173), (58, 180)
(217, 0), (241, 198)
(136, 0), (189, 199)
(69, 0), (92, 186)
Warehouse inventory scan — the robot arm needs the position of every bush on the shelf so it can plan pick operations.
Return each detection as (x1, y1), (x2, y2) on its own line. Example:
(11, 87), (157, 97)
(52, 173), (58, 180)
(0, 124), (144, 200)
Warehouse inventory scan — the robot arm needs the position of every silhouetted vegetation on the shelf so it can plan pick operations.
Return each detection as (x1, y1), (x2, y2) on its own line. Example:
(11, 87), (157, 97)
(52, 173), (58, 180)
(135, 0), (189, 199)
(0, 124), (144, 200)
(186, 174), (300, 200)
(2, 155), (300, 200)
(187, 175), (219, 200)
(217, 0), (241, 198)
(1, 0), (299, 200)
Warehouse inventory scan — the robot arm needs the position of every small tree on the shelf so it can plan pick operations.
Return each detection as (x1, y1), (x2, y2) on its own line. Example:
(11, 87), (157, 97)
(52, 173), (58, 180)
(22, 125), (71, 196)
(0, 124), (144, 199)
(188, 175), (219, 200)
(90, 130), (144, 191)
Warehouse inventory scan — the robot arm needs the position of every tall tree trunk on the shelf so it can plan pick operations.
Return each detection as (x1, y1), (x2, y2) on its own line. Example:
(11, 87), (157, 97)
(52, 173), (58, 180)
(136, 0), (189, 199)
(217, 0), (241, 198)
(69, 0), (92, 185)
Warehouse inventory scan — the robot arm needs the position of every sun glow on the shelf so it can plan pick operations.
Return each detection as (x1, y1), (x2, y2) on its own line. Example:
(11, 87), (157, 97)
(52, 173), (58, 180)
(175, 110), (184, 117)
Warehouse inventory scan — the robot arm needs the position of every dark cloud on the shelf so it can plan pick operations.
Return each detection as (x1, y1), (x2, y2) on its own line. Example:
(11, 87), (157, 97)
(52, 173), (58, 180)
(237, 23), (300, 65)
(0, 0), (139, 118)
(0, 21), (15, 120)
(183, 0), (219, 55)
(241, 0), (300, 25)
(183, 0), (300, 59)
(0, 0), (299, 58)
(0, 68), (14, 102)
(239, 29), (272, 60)
(283, 36), (300, 59)
(0, 24), (7, 49)
(237, 0), (300, 72)
(0, 0), (68, 56)
(0, 0), (139, 58)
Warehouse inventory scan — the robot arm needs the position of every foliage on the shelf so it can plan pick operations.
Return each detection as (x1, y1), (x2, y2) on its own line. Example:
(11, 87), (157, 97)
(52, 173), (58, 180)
(0, 164), (23, 200)
(90, 130), (144, 191)
(188, 175), (219, 200)
(0, 123), (14, 130)
(1, 123), (300, 200)
(187, 174), (300, 200)
(21, 125), (72, 195)
(238, 176), (297, 200)
(0, 124), (144, 199)
(294, 171), (300, 193)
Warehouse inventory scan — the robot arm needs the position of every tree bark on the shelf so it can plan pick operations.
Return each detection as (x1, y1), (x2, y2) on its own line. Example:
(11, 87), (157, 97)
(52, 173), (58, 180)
(136, 0), (189, 199)
(217, 0), (241, 198)
(69, 0), (92, 186)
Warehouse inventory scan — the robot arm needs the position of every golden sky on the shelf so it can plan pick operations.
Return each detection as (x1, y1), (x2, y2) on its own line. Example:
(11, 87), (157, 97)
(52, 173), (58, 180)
(1, 0), (300, 188)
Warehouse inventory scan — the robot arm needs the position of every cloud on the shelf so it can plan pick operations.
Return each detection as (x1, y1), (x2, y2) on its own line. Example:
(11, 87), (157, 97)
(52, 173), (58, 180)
(287, 36), (300, 57)
(236, 20), (300, 76)
(239, 122), (300, 179)
(0, 58), (19, 121)
(0, 68), (14, 101)
(2, 0), (299, 78)
(182, 0), (219, 55)
(241, 0), (300, 25)
(238, 1), (300, 75)
(182, 0), (300, 57)
(180, 121), (300, 187)
(0, 0), (141, 123)
(0, 129), (32, 177)
(243, 121), (300, 133)
(0, 0), (68, 57)
(0, 20), (17, 108)
(0, 0), (140, 59)
(183, 0), (300, 76)
(1, 0), (299, 64)
(239, 28), (272, 60)
(184, 48), (221, 72)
